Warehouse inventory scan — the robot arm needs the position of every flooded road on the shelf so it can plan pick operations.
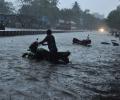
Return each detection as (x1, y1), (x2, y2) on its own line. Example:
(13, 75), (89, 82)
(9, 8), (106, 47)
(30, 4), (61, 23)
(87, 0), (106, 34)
(0, 32), (120, 100)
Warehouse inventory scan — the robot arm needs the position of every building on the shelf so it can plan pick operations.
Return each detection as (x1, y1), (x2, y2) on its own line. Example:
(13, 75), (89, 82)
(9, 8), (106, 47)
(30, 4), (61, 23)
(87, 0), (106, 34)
(56, 19), (77, 30)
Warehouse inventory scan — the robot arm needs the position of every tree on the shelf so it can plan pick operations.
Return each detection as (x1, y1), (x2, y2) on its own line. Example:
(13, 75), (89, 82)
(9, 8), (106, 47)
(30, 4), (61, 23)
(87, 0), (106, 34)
(117, 5), (120, 11)
(0, 0), (14, 14)
(16, 0), (104, 29)
(60, 9), (73, 21)
(107, 7), (120, 30)
(49, 0), (59, 7)
(18, 0), (60, 28)
(71, 1), (82, 28)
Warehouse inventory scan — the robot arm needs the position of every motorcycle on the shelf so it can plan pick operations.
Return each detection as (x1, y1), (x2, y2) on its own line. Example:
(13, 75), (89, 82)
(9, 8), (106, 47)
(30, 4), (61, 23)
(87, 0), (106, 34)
(22, 40), (71, 64)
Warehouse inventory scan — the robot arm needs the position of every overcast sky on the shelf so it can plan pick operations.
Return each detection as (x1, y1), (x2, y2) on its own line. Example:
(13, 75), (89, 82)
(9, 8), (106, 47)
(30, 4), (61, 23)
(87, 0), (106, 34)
(7, 0), (120, 17)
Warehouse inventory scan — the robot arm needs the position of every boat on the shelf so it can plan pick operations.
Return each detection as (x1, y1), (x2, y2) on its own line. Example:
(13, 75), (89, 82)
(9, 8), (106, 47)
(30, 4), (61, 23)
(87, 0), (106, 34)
(73, 38), (91, 46)
(111, 41), (119, 46)
(101, 42), (110, 45)
(22, 41), (71, 64)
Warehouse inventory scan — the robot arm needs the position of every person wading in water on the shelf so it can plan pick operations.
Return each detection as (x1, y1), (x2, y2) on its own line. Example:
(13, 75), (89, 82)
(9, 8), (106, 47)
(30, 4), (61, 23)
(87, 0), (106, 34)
(39, 29), (58, 63)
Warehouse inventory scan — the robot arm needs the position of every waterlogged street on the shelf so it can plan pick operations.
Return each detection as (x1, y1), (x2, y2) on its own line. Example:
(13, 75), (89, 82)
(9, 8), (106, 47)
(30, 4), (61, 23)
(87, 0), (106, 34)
(0, 32), (120, 100)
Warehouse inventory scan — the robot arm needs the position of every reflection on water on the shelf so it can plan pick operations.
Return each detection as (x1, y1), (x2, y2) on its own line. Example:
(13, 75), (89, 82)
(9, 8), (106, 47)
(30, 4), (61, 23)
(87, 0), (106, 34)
(0, 32), (120, 100)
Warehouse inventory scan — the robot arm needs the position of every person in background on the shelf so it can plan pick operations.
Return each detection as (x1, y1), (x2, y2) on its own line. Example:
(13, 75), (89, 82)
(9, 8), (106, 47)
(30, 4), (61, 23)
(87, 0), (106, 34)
(87, 34), (90, 40)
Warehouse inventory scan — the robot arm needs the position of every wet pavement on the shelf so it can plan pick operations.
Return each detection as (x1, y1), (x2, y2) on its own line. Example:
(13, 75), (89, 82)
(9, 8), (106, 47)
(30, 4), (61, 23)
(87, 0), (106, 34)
(0, 32), (120, 100)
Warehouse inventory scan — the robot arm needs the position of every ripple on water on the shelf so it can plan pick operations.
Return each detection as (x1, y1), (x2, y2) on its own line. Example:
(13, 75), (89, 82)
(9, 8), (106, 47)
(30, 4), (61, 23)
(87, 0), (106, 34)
(0, 32), (120, 100)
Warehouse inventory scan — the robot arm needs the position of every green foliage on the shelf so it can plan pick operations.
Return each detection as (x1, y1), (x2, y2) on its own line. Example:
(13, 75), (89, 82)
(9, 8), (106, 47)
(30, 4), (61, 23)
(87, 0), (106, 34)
(71, 1), (82, 27)
(81, 12), (101, 29)
(60, 9), (73, 21)
(18, 0), (60, 28)
(107, 9), (120, 30)
(3, 0), (104, 29)
(0, 0), (14, 14)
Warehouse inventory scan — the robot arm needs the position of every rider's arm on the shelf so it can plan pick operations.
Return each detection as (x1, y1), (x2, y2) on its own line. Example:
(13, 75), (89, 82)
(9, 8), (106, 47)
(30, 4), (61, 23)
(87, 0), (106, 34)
(39, 36), (48, 45)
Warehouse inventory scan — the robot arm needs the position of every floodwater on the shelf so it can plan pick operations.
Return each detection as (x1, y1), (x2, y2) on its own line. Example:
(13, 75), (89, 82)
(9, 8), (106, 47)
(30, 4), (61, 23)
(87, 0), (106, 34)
(0, 32), (120, 100)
